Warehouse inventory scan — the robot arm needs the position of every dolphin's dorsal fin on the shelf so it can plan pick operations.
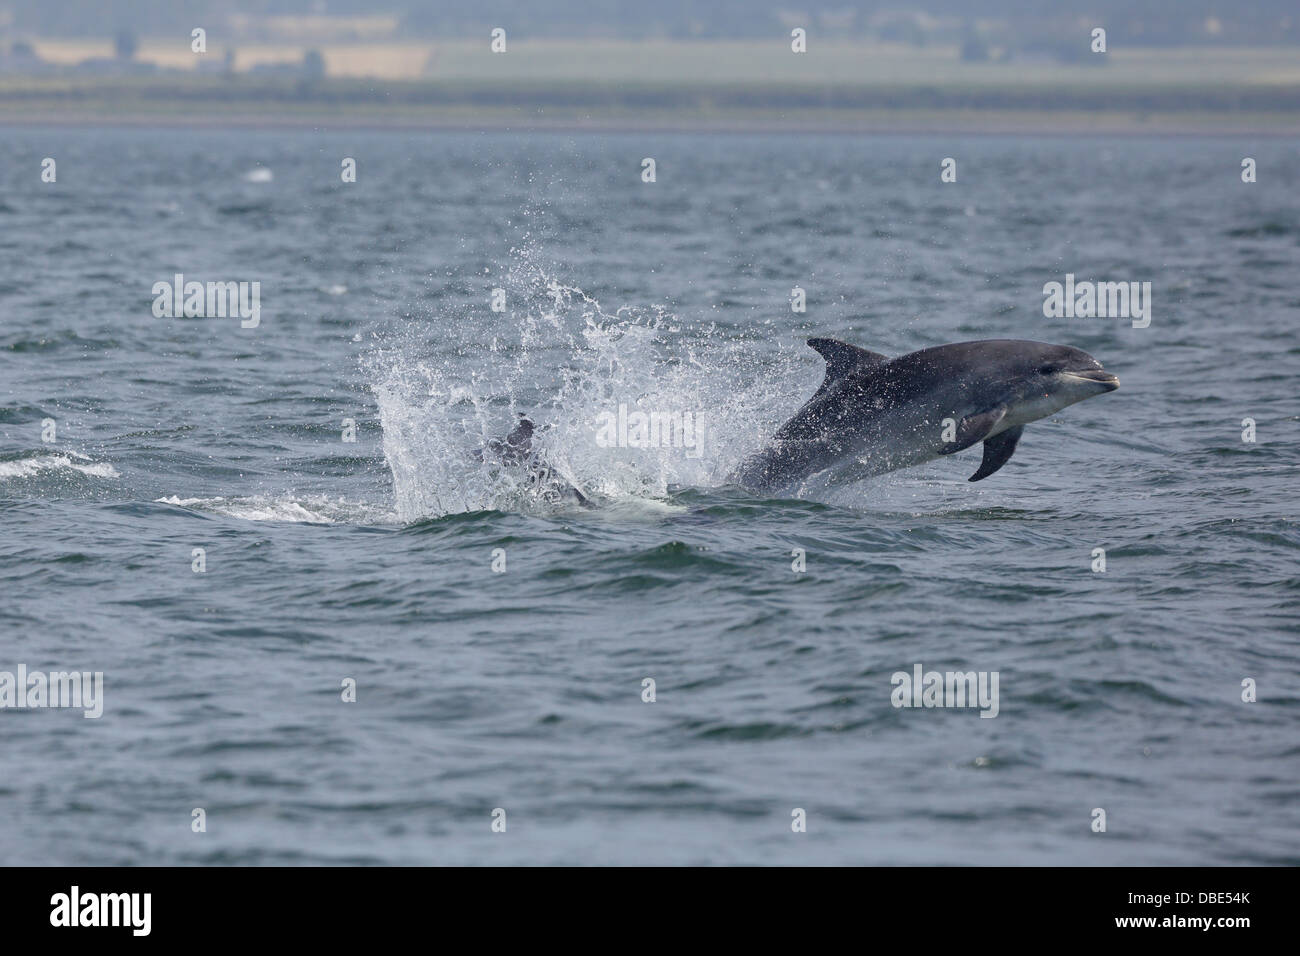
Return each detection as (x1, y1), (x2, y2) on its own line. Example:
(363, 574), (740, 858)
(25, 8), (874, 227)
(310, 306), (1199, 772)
(807, 338), (889, 399)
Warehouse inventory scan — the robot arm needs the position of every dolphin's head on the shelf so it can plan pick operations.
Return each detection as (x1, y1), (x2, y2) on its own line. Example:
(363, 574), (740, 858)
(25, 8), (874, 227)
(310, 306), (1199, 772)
(988, 340), (1119, 425)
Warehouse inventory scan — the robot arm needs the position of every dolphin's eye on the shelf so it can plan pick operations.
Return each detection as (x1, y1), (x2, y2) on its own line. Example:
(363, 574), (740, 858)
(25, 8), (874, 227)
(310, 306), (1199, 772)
(1038, 364), (1055, 376)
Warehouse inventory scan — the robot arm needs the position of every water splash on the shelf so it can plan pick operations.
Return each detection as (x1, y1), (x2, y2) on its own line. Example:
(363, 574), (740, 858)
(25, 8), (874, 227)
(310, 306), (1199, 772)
(0, 451), (119, 480)
(368, 248), (800, 521)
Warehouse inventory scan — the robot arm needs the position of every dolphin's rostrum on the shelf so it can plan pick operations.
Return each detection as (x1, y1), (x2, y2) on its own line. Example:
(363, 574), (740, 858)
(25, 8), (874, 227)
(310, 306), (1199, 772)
(730, 338), (1120, 494)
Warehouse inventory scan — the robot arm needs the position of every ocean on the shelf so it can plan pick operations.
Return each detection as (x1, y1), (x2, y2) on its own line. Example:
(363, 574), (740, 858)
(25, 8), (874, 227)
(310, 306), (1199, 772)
(1, 128), (1296, 864)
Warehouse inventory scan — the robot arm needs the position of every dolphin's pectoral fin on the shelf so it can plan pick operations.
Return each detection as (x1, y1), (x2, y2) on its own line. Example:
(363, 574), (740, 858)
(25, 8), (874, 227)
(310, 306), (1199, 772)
(968, 425), (1024, 482)
(937, 406), (1007, 455)
(807, 338), (889, 401)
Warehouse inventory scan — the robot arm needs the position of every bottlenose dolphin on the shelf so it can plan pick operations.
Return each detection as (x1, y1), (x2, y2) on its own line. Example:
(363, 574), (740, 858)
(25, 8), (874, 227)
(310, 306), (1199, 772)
(477, 414), (591, 506)
(730, 338), (1119, 493)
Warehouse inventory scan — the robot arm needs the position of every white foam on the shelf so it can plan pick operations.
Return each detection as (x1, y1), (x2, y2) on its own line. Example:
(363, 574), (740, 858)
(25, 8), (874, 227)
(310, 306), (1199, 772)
(0, 453), (119, 480)
(156, 495), (390, 525)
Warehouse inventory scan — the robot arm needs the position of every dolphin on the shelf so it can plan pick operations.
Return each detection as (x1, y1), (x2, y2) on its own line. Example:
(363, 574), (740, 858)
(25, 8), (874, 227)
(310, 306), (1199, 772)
(729, 338), (1119, 493)
(477, 414), (591, 506)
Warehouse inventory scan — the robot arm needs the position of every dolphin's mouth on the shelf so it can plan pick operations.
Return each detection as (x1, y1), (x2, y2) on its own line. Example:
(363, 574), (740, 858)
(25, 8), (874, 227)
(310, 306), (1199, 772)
(1063, 368), (1120, 390)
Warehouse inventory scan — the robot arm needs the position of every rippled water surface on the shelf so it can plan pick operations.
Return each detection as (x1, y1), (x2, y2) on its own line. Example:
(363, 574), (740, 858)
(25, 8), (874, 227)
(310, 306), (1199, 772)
(1, 128), (1297, 864)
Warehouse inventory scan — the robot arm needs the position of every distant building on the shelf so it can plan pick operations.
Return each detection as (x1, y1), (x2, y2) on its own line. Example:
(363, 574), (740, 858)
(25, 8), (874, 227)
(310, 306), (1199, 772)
(114, 30), (137, 61)
(0, 39), (55, 74)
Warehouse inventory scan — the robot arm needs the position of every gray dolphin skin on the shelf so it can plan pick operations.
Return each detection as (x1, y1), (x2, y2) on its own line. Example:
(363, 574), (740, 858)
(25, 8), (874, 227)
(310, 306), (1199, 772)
(730, 338), (1120, 494)
(478, 414), (591, 506)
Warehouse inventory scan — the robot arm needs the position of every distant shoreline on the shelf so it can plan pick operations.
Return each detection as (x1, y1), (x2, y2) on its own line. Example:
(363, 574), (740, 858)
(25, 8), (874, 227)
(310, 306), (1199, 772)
(4, 40), (1297, 136)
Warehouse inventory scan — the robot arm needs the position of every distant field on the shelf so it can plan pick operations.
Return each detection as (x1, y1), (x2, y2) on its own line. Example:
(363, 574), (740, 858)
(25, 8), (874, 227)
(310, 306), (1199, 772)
(6, 39), (1300, 132)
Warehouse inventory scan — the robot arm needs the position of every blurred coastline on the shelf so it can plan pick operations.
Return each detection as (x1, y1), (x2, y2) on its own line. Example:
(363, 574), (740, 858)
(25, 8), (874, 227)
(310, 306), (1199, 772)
(2, 36), (1297, 134)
